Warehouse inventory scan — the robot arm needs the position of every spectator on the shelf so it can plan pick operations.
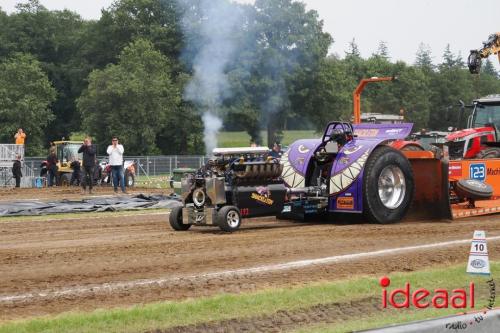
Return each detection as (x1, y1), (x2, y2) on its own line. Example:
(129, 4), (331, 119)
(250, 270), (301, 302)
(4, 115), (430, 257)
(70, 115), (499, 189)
(46, 149), (58, 187)
(269, 142), (282, 158)
(12, 155), (22, 188)
(70, 159), (81, 186)
(107, 136), (126, 194)
(250, 141), (257, 147)
(14, 128), (26, 145)
(40, 161), (48, 177)
(78, 137), (96, 194)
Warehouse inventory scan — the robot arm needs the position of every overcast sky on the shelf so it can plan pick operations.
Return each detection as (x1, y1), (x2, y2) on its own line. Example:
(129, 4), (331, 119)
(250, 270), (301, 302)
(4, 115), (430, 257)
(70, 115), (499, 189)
(1, 0), (499, 71)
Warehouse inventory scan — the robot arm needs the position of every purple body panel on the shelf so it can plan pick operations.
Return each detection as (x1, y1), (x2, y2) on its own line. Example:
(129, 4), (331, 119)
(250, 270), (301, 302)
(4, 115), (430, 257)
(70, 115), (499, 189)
(286, 139), (322, 176)
(284, 123), (414, 214)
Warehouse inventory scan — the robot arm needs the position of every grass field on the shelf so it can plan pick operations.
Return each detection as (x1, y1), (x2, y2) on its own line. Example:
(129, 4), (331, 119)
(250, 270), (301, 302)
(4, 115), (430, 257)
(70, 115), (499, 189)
(217, 130), (319, 147)
(1, 262), (496, 333)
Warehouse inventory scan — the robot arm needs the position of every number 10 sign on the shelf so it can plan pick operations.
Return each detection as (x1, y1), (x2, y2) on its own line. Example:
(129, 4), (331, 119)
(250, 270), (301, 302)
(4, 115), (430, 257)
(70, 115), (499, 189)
(467, 230), (490, 275)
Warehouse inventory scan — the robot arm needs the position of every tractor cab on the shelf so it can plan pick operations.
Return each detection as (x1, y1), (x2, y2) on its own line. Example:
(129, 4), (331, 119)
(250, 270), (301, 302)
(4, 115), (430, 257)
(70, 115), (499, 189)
(446, 95), (500, 159)
(53, 141), (83, 171)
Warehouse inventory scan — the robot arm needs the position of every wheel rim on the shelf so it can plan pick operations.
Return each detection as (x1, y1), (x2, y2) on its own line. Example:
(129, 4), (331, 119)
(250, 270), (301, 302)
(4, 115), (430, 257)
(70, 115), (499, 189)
(226, 210), (240, 228)
(377, 165), (406, 209)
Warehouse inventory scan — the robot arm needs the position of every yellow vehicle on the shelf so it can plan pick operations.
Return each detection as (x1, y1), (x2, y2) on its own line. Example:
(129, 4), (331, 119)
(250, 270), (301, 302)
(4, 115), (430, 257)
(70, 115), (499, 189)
(51, 141), (83, 185)
(468, 32), (500, 74)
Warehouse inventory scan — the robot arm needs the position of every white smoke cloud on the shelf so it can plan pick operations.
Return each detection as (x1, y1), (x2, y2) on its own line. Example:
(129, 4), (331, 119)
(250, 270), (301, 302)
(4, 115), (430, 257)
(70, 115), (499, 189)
(179, 0), (243, 155)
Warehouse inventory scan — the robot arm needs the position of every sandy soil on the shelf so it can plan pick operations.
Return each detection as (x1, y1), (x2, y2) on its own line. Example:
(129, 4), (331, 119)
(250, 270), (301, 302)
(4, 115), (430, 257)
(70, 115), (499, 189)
(0, 197), (499, 322)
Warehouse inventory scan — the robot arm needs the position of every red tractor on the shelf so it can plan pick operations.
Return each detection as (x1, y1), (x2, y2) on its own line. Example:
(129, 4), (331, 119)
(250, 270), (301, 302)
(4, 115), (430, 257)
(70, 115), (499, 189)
(446, 95), (500, 159)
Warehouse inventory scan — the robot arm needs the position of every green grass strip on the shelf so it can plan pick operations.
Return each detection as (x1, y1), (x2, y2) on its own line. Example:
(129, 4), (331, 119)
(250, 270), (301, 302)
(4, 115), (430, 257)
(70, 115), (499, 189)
(1, 262), (497, 333)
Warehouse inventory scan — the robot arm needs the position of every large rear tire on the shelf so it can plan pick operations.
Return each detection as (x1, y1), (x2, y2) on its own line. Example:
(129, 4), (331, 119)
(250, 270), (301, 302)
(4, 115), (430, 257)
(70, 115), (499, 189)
(363, 146), (414, 224)
(475, 147), (500, 159)
(169, 206), (191, 231)
(217, 206), (241, 232)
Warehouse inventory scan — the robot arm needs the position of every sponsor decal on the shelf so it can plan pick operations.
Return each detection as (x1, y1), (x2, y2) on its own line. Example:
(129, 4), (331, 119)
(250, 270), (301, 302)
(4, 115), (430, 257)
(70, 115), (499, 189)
(343, 145), (363, 155)
(469, 163), (486, 181)
(487, 167), (500, 176)
(385, 128), (403, 135)
(252, 186), (274, 205)
(298, 145), (310, 154)
(449, 163), (462, 177)
(336, 196), (354, 209)
(354, 129), (379, 137)
(380, 276), (475, 309)
(470, 259), (486, 269)
(339, 157), (350, 165)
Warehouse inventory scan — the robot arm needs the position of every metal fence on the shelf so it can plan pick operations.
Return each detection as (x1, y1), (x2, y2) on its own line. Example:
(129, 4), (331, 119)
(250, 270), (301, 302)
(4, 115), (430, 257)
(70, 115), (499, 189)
(23, 155), (210, 178)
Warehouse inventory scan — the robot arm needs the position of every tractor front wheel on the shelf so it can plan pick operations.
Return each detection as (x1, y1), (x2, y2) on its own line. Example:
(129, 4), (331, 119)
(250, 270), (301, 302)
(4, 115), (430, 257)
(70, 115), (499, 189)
(363, 146), (414, 224)
(169, 206), (191, 231)
(217, 206), (241, 232)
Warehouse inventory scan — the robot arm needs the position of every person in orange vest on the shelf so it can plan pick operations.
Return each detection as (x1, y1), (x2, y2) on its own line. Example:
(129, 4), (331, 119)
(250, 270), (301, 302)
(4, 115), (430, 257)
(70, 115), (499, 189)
(14, 128), (26, 145)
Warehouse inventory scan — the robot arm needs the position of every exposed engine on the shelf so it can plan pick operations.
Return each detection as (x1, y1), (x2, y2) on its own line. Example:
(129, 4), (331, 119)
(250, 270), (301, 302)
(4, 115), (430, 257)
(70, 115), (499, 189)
(176, 147), (286, 230)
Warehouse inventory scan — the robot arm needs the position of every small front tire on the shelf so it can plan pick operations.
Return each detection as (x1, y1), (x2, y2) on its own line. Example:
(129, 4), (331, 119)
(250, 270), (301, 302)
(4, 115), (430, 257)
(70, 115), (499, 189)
(217, 206), (241, 232)
(169, 206), (191, 231)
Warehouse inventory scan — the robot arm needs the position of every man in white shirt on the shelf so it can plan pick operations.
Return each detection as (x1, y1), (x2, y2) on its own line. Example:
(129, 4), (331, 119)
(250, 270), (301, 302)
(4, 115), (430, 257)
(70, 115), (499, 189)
(107, 137), (126, 193)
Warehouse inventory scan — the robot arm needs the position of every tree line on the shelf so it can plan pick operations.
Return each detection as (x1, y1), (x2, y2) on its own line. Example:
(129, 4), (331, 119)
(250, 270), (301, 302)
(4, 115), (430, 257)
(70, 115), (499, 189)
(0, 0), (499, 156)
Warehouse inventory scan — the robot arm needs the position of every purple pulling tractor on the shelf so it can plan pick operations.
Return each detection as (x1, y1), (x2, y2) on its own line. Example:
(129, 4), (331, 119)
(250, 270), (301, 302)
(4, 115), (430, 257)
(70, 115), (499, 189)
(169, 121), (424, 232)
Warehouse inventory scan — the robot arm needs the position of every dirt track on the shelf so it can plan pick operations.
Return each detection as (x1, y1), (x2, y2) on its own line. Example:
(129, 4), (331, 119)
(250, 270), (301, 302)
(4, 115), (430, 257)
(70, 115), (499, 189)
(1, 190), (500, 322)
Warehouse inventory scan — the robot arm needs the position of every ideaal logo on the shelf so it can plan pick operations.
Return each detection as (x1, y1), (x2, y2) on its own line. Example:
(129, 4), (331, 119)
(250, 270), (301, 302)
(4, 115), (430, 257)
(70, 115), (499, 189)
(380, 276), (475, 309)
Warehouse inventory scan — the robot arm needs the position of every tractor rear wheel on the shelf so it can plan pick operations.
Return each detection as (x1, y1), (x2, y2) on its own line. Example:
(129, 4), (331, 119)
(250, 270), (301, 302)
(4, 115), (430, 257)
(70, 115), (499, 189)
(363, 146), (414, 224)
(217, 206), (241, 232)
(475, 147), (500, 159)
(169, 206), (191, 231)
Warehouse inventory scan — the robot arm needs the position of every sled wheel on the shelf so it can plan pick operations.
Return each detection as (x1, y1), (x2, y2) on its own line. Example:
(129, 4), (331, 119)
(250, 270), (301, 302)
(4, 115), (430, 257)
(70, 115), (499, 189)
(217, 206), (241, 232)
(455, 179), (493, 200)
(363, 146), (414, 224)
(475, 147), (500, 159)
(169, 206), (191, 231)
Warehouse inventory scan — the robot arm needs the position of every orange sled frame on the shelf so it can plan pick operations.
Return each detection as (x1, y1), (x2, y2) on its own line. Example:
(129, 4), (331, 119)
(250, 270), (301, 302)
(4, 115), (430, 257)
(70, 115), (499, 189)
(403, 150), (500, 220)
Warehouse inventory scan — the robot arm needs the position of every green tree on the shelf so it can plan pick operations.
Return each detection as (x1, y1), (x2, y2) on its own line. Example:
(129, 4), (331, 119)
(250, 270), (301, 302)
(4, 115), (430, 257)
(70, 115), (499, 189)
(0, 53), (56, 155)
(294, 56), (354, 131)
(6, 1), (91, 141)
(415, 43), (434, 71)
(78, 39), (185, 155)
(84, 0), (183, 70)
(225, 0), (332, 146)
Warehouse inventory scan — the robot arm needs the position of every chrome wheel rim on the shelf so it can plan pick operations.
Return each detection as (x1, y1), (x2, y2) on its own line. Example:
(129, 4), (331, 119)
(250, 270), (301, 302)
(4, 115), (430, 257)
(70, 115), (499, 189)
(226, 210), (240, 228)
(193, 188), (205, 207)
(377, 165), (406, 209)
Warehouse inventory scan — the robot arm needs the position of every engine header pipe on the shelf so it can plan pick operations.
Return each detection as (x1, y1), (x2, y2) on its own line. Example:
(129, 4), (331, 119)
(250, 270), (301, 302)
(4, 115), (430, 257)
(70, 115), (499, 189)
(353, 76), (396, 124)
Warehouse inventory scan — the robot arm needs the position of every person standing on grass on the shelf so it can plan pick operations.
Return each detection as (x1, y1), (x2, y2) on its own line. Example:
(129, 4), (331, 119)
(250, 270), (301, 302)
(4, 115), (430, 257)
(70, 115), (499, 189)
(107, 136), (126, 194)
(12, 155), (22, 188)
(78, 137), (96, 194)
